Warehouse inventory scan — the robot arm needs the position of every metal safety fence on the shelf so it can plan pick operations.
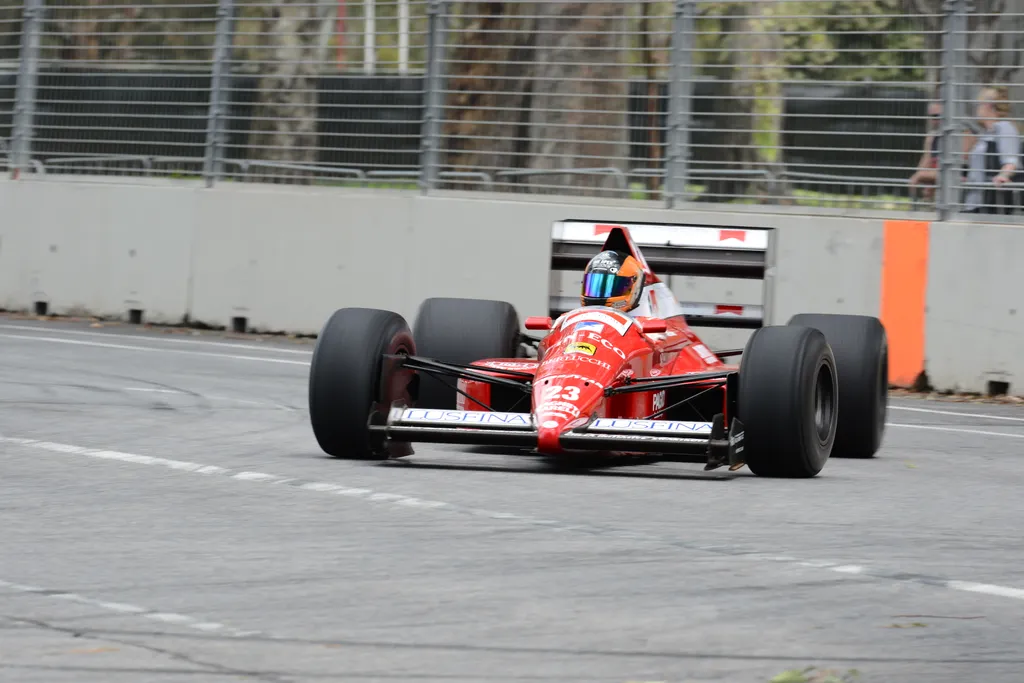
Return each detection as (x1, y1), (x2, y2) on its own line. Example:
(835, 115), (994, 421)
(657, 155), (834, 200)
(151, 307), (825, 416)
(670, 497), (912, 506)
(2, 0), (1023, 219)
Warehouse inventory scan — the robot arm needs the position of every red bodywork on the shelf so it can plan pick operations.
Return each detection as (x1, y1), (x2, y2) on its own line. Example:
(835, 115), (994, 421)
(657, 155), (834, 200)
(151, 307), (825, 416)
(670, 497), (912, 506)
(452, 226), (739, 457)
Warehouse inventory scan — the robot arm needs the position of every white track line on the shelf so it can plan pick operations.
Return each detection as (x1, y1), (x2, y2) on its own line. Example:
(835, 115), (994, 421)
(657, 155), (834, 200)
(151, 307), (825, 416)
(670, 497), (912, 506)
(890, 404), (1024, 422)
(887, 423), (1024, 439)
(0, 578), (261, 637)
(0, 332), (310, 366)
(123, 388), (182, 395)
(0, 322), (314, 354)
(3, 434), (1024, 605)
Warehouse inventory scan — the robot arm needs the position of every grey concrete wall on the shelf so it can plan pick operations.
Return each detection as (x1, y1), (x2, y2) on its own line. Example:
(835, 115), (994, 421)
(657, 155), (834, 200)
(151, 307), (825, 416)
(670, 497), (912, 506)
(6, 179), (1020, 391)
(1, 181), (885, 350)
(769, 216), (884, 323)
(0, 181), (196, 322)
(190, 187), (418, 331)
(925, 221), (1024, 394)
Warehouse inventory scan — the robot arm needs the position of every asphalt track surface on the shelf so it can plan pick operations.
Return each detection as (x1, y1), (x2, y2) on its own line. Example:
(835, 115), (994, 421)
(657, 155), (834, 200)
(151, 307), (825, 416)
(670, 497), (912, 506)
(1, 316), (1023, 683)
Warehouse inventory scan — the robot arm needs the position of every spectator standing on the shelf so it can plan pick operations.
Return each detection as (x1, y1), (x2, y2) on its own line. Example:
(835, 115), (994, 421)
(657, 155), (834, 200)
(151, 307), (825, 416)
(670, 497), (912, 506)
(909, 91), (975, 203)
(909, 99), (944, 200)
(963, 85), (1020, 214)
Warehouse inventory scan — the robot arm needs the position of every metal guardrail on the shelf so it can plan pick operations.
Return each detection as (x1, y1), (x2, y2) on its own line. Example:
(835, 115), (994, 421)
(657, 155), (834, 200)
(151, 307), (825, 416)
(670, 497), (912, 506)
(1, 0), (1022, 219)
(23, 153), (1021, 216)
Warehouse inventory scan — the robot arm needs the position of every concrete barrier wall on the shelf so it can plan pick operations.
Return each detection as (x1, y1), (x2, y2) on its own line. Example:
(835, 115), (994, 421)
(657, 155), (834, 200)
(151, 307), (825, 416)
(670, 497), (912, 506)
(0, 178), (1018, 394)
(0, 181), (196, 322)
(925, 221), (1024, 394)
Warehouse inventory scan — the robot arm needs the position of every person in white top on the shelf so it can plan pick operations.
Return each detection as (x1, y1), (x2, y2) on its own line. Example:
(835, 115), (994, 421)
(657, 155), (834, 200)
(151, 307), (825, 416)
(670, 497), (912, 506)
(963, 85), (1020, 214)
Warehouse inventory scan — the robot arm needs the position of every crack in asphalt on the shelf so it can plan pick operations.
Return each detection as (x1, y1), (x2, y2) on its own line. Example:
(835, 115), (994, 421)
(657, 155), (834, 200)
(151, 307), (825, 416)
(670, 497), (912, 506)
(2, 615), (294, 683)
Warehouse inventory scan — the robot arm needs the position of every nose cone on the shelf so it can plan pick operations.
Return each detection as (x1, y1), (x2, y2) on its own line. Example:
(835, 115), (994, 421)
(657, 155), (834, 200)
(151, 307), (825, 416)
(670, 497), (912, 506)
(532, 372), (606, 454)
(532, 318), (630, 453)
(536, 413), (573, 454)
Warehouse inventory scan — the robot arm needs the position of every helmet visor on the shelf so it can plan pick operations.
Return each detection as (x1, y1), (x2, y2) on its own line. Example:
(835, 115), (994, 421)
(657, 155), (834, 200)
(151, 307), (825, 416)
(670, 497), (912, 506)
(583, 271), (634, 300)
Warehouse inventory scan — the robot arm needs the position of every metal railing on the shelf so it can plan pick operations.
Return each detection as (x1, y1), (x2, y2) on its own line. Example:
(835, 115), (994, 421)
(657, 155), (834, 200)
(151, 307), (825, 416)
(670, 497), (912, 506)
(2, 0), (1023, 220)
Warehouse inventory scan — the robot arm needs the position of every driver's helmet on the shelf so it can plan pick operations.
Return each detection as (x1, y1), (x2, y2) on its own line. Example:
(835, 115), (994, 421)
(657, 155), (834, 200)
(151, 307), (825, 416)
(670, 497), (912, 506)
(580, 250), (646, 312)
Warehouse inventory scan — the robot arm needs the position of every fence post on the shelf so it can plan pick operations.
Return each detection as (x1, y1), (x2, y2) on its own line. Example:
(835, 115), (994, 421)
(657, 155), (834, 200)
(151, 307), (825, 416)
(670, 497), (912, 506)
(420, 0), (446, 193)
(202, 0), (235, 188)
(664, 0), (695, 208)
(9, 0), (43, 179)
(936, 0), (968, 220)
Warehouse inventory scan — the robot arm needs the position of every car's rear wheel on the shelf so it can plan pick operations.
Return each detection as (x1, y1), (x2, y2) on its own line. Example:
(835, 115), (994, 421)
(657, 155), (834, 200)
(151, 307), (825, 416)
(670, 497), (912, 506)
(737, 325), (838, 478)
(308, 307), (416, 459)
(412, 297), (522, 410)
(787, 314), (888, 458)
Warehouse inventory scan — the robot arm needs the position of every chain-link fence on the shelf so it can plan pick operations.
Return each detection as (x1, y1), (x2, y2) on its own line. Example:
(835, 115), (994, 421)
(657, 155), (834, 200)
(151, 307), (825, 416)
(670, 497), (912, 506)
(2, 0), (1023, 219)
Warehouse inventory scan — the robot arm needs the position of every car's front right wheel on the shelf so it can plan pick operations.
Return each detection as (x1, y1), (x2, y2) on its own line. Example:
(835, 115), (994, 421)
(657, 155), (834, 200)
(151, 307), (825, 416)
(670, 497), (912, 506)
(737, 325), (839, 478)
(787, 313), (888, 459)
(412, 297), (522, 410)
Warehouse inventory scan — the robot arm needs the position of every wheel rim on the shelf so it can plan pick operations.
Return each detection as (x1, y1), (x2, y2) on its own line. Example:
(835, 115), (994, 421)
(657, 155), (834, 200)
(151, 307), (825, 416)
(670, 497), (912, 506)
(814, 361), (837, 444)
(878, 344), (889, 425)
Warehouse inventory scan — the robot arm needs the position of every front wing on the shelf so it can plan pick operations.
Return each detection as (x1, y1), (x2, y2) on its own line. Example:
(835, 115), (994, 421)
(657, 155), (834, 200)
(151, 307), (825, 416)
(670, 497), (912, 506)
(371, 406), (747, 470)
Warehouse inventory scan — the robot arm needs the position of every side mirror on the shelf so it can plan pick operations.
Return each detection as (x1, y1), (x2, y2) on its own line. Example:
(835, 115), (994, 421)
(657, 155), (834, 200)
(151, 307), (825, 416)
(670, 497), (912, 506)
(525, 316), (553, 331)
(639, 318), (667, 334)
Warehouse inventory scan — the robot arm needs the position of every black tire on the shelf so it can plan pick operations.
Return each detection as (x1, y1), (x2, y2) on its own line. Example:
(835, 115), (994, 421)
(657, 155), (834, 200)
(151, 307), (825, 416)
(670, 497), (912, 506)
(308, 307), (416, 459)
(737, 325), (839, 478)
(787, 314), (888, 459)
(412, 297), (521, 409)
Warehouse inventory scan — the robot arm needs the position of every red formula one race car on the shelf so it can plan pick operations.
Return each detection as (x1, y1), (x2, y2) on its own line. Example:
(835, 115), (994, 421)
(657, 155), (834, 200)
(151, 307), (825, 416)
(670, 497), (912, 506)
(308, 221), (888, 477)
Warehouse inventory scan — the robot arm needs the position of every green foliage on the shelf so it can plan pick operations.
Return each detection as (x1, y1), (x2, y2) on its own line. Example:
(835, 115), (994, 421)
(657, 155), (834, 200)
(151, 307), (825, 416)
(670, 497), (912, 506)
(31, 0), (220, 64)
(769, 666), (862, 683)
(696, 0), (928, 83)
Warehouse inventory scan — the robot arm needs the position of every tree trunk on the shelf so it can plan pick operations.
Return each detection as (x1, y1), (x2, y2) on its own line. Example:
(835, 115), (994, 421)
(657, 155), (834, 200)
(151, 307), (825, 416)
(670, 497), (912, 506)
(247, 0), (321, 184)
(964, 0), (1024, 118)
(525, 2), (630, 198)
(911, 0), (1024, 119)
(745, 0), (791, 203)
(697, 3), (756, 202)
(440, 2), (538, 191)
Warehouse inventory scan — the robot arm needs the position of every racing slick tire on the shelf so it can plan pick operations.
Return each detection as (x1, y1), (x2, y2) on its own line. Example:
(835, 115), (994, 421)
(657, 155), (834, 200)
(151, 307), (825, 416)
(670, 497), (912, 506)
(308, 307), (416, 459)
(412, 297), (521, 410)
(737, 325), (839, 478)
(787, 314), (888, 459)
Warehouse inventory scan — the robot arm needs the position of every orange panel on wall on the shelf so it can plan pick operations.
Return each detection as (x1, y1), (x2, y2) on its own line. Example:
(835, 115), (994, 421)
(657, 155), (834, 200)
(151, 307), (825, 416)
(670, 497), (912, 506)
(880, 220), (930, 387)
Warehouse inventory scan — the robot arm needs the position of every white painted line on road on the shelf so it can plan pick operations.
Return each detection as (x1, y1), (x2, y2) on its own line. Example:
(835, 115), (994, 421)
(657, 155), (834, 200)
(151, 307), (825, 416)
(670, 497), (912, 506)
(888, 422), (1024, 440)
(890, 404), (1024, 422)
(94, 601), (148, 614)
(4, 434), (1024, 606)
(233, 471), (289, 483)
(830, 565), (866, 575)
(0, 323), (314, 355)
(123, 387), (183, 394)
(0, 578), (260, 638)
(148, 612), (196, 625)
(191, 622), (228, 632)
(946, 580), (1024, 600)
(0, 332), (310, 366)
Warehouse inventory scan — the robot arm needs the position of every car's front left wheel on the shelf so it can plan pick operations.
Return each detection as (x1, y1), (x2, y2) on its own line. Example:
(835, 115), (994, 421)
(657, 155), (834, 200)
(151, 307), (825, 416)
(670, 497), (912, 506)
(308, 307), (416, 459)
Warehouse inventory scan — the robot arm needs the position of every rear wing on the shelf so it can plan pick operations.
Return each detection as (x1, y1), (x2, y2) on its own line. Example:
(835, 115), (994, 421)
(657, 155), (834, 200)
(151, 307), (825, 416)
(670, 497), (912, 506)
(548, 219), (775, 329)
